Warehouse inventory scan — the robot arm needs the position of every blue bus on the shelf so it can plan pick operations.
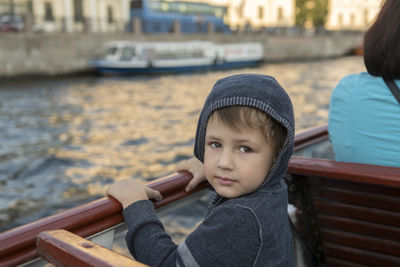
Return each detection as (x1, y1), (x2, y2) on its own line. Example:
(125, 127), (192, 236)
(130, 0), (231, 34)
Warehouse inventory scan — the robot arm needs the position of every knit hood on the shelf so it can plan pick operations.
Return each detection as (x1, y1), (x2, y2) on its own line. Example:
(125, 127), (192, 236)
(194, 73), (295, 189)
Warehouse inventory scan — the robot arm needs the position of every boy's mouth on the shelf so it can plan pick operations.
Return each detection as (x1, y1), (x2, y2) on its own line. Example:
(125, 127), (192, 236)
(216, 176), (236, 185)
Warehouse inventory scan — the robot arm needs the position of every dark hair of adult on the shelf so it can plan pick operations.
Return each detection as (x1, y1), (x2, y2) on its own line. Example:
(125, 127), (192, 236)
(363, 0), (400, 80)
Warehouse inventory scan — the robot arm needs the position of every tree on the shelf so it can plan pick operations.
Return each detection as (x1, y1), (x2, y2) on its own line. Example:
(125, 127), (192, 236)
(295, 0), (309, 27)
(313, 0), (329, 28)
(296, 0), (329, 31)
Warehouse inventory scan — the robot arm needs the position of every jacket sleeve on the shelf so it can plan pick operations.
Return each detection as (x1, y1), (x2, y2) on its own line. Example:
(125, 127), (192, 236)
(123, 200), (261, 267)
(123, 200), (179, 267)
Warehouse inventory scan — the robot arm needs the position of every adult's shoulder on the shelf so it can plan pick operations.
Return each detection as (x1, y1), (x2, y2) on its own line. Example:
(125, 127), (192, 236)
(336, 72), (367, 87)
(336, 72), (382, 89)
(331, 72), (378, 100)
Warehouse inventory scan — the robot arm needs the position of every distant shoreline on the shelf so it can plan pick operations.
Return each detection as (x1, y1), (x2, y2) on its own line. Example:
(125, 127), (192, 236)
(0, 56), (363, 83)
(0, 33), (362, 78)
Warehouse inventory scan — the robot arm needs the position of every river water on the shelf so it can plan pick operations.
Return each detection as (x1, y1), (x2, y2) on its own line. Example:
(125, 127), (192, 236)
(0, 56), (365, 234)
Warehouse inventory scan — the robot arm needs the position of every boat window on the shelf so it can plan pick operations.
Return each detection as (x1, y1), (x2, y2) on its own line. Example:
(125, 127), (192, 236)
(192, 49), (204, 58)
(94, 46), (117, 59)
(106, 46), (118, 56)
(154, 48), (205, 60)
(120, 47), (135, 61)
(141, 48), (155, 60)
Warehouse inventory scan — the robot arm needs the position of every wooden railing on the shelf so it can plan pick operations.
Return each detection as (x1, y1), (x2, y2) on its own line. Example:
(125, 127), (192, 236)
(288, 157), (400, 266)
(293, 124), (328, 152)
(0, 172), (208, 266)
(36, 229), (147, 267)
(289, 156), (400, 188)
(0, 124), (329, 266)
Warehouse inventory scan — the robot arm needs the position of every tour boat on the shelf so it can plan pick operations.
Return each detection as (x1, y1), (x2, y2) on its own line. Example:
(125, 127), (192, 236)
(1, 125), (399, 266)
(89, 41), (264, 75)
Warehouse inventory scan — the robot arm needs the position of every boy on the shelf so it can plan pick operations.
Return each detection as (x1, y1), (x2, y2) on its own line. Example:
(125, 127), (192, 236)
(107, 73), (295, 266)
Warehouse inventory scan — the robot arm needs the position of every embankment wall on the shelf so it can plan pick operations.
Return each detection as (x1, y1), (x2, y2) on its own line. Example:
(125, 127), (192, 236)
(0, 33), (363, 77)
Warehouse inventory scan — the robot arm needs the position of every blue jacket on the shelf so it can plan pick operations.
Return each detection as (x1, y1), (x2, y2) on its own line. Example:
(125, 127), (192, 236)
(328, 72), (400, 167)
(123, 74), (295, 266)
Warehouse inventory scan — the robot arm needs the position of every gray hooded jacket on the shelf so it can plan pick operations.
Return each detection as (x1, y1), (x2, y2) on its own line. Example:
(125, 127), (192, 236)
(123, 74), (295, 267)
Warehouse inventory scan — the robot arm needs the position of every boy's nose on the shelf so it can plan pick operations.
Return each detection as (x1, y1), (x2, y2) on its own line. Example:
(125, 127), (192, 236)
(217, 150), (234, 170)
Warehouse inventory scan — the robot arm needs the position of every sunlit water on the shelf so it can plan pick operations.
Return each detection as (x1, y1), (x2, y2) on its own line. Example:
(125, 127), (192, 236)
(0, 56), (365, 234)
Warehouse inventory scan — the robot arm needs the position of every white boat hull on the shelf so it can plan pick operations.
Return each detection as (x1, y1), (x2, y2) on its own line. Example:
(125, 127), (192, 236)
(90, 41), (263, 75)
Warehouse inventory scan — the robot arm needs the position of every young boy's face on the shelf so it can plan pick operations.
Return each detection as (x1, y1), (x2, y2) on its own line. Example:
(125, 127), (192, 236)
(204, 115), (275, 198)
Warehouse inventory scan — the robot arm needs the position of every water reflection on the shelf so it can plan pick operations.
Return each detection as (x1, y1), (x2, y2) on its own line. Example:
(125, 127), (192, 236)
(0, 56), (365, 231)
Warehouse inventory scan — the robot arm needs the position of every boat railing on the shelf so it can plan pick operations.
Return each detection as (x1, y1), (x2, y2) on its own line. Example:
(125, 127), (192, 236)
(0, 171), (209, 266)
(0, 124), (329, 266)
(287, 157), (400, 266)
(36, 229), (146, 266)
(294, 124), (328, 152)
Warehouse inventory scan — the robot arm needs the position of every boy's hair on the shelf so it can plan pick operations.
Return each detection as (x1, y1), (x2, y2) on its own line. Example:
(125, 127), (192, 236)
(209, 106), (287, 160)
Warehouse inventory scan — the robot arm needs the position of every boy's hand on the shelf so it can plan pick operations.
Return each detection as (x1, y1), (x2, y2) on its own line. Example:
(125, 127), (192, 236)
(176, 157), (206, 192)
(106, 179), (162, 209)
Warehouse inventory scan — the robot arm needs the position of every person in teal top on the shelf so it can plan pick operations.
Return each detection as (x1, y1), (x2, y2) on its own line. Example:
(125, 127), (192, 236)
(328, 0), (400, 167)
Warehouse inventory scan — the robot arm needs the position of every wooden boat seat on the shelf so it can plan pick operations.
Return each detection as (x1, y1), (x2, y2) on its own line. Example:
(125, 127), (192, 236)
(288, 156), (400, 267)
(37, 229), (148, 267)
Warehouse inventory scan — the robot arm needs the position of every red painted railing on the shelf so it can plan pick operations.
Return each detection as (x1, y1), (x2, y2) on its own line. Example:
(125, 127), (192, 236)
(0, 124), (329, 266)
(37, 229), (148, 267)
(0, 172), (208, 266)
(289, 156), (400, 188)
(293, 124), (328, 152)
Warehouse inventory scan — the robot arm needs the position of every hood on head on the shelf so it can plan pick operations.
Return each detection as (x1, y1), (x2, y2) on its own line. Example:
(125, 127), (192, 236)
(194, 73), (295, 188)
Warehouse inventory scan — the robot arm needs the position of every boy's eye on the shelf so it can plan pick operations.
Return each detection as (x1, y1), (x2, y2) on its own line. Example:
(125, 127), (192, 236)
(239, 146), (253, 153)
(209, 142), (221, 148)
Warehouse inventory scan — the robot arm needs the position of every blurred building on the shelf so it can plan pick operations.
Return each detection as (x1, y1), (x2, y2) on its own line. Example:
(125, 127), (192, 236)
(325, 0), (383, 30)
(178, 0), (296, 31)
(0, 0), (386, 33)
(172, 0), (384, 32)
(0, 0), (131, 32)
(130, 0), (231, 33)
